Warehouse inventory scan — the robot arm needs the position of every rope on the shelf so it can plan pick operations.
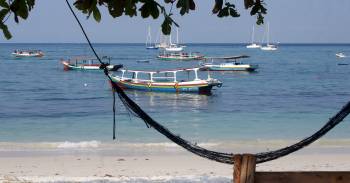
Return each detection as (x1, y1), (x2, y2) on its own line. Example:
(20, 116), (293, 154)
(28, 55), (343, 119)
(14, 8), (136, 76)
(66, 0), (350, 164)
(65, 0), (117, 139)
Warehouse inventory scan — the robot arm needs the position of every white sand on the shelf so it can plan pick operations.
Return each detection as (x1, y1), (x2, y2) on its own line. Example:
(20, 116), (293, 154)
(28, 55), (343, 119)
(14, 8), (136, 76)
(0, 147), (350, 182)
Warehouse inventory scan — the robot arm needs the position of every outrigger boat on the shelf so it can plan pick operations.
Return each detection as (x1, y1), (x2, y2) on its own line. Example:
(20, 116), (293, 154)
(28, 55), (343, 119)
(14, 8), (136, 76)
(12, 50), (44, 57)
(61, 56), (123, 71)
(109, 68), (222, 94)
(157, 52), (204, 61)
(200, 55), (258, 72)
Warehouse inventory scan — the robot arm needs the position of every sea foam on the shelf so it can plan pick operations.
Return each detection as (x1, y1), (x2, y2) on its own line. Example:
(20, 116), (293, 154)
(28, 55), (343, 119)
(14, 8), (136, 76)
(56, 140), (101, 149)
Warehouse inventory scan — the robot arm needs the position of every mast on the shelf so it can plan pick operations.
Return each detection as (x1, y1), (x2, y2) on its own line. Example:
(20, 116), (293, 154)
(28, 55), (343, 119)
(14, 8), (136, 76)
(176, 27), (179, 44)
(251, 26), (255, 44)
(266, 22), (270, 46)
(146, 26), (152, 47)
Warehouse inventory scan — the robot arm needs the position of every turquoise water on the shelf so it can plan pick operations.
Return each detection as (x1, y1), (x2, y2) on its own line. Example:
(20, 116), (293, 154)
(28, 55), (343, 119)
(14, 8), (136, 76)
(0, 43), (349, 145)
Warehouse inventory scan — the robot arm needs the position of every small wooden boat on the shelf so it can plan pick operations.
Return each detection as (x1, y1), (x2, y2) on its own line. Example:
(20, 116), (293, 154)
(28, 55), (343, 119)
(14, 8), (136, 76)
(157, 52), (204, 61)
(200, 55), (258, 72)
(109, 68), (222, 94)
(61, 56), (123, 71)
(12, 50), (44, 57)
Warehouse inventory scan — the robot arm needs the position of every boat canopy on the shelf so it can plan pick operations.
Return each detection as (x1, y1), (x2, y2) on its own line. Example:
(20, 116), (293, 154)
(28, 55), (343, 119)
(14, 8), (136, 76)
(205, 55), (250, 60)
(120, 68), (202, 82)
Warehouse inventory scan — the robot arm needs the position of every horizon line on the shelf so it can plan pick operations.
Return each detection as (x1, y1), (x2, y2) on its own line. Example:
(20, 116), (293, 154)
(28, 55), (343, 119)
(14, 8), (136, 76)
(1, 42), (350, 44)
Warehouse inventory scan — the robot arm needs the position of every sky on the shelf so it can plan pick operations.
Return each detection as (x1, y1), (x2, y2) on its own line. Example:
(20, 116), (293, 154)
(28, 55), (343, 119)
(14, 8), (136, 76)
(1, 0), (350, 43)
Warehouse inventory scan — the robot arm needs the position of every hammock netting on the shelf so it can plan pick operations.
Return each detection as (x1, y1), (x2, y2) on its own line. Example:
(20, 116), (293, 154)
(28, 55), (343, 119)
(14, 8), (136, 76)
(66, 0), (350, 165)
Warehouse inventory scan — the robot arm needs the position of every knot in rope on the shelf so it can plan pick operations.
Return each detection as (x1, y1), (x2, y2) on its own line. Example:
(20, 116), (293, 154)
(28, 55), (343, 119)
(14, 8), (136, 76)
(99, 62), (110, 76)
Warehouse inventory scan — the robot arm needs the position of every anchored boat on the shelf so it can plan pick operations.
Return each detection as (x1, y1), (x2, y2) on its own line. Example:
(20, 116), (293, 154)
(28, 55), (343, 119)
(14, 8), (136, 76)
(246, 26), (261, 49)
(61, 56), (123, 71)
(200, 55), (258, 72)
(260, 22), (278, 51)
(157, 52), (204, 61)
(336, 52), (346, 58)
(12, 50), (44, 57)
(109, 68), (222, 94)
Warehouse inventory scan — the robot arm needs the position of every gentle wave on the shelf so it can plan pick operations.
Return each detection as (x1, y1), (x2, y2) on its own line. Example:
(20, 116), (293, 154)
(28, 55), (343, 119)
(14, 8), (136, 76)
(1, 139), (350, 151)
(1, 175), (231, 183)
(56, 141), (101, 149)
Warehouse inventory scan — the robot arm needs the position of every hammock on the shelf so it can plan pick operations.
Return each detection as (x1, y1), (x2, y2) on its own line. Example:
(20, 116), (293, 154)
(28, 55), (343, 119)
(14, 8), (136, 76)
(66, 0), (350, 164)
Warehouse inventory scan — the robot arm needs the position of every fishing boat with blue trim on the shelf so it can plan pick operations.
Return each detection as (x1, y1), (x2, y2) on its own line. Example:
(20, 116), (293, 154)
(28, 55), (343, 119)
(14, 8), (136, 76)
(200, 55), (258, 72)
(61, 56), (123, 71)
(109, 68), (222, 94)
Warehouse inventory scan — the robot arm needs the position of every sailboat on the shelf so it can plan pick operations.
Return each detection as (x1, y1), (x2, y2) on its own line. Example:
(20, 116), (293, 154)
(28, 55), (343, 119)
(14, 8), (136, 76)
(246, 26), (261, 48)
(146, 26), (159, 49)
(165, 28), (184, 52)
(261, 23), (278, 51)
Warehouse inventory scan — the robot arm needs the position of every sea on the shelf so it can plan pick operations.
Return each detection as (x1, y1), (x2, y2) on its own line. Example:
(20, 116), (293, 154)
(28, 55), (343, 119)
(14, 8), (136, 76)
(0, 43), (350, 181)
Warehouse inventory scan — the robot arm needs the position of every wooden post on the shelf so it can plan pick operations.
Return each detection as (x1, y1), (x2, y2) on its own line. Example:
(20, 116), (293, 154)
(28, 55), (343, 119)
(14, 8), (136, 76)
(233, 154), (257, 183)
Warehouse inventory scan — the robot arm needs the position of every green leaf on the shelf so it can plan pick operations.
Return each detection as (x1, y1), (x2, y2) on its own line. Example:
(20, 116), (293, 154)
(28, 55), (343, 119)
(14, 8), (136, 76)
(0, 22), (12, 39)
(107, 0), (124, 18)
(212, 0), (223, 14)
(0, 8), (9, 20)
(139, 3), (150, 18)
(250, 4), (259, 15)
(0, 0), (9, 8)
(26, 0), (35, 11)
(161, 17), (172, 35)
(92, 6), (101, 22)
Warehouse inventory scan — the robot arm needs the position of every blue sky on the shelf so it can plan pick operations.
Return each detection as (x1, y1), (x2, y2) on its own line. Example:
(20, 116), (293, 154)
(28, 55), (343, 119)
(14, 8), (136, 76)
(2, 0), (350, 43)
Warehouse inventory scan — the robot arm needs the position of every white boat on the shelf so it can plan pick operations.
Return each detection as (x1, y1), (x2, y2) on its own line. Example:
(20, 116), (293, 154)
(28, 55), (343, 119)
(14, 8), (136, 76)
(164, 28), (184, 52)
(165, 44), (184, 52)
(109, 68), (222, 94)
(145, 26), (159, 49)
(261, 23), (278, 51)
(336, 52), (346, 58)
(12, 50), (44, 57)
(200, 55), (258, 72)
(246, 26), (261, 48)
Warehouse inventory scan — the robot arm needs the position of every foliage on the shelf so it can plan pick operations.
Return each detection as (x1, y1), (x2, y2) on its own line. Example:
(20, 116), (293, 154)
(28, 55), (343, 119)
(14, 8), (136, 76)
(0, 0), (267, 40)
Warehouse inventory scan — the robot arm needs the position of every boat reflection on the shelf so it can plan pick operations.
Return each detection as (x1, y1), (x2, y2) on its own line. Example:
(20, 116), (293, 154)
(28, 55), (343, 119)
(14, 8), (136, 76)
(127, 90), (209, 111)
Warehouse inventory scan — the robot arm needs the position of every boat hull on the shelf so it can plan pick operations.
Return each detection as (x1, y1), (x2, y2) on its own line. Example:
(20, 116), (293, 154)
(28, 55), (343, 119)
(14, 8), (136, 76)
(62, 61), (123, 71)
(157, 55), (204, 61)
(246, 44), (261, 49)
(110, 79), (216, 95)
(12, 53), (44, 57)
(200, 64), (258, 72)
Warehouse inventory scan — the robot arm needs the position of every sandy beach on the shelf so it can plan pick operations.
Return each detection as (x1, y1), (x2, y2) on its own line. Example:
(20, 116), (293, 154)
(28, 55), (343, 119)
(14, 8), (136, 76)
(1, 142), (350, 182)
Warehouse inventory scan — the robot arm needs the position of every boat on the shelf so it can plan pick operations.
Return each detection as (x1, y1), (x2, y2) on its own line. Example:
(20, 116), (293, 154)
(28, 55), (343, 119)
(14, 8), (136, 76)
(261, 23), (278, 51)
(246, 26), (261, 48)
(157, 52), (204, 61)
(109, 68), (222, 94)
(12, 50), (44, 57)
(336, 52), (346, 58)
(165, 43), (184, 52)
(164, 28), (185, 52)
(200, 55), (258, 72)
(146, 26), (159, 49)
(61, 56), (123, 71)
